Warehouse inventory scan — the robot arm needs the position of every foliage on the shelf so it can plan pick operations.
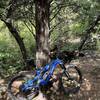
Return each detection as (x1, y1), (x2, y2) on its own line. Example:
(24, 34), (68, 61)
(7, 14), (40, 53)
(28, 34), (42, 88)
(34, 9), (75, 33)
(0, 0), (100, 77)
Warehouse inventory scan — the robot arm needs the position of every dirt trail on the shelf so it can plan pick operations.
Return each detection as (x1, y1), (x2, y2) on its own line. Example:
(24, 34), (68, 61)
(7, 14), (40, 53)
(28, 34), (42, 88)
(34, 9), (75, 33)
(68, 51), (100, 100)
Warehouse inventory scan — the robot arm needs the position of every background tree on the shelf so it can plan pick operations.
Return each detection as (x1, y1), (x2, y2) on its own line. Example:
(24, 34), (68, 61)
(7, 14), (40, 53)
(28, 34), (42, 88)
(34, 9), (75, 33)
(0, 0), (29, 68)
(0, 0), (100, 76)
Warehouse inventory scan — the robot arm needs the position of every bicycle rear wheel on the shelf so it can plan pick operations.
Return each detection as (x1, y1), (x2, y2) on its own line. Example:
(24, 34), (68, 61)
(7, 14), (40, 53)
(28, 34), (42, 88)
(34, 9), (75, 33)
(61, 64), (82, 94)
(7, 71), (38, 100)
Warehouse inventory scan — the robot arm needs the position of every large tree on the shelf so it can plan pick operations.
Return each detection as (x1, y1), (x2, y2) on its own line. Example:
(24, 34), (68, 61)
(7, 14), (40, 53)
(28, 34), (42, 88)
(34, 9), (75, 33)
(0, 0), (28, 68)
(35, 0), (51, 67)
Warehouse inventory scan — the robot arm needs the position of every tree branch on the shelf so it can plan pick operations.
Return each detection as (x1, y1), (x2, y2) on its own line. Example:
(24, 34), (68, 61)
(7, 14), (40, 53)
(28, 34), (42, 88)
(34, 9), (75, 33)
(50, 4), (66, 22)
(29, 19), (36, 29)
(50, 3), (64, 14)
(50, 21), (63, 34)
(78, 15), (100, 51)
(23, 21), (36, 38)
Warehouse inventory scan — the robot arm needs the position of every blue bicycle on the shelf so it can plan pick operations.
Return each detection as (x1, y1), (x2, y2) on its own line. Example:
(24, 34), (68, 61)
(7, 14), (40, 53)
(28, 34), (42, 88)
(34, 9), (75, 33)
(8, 58), (82, 100)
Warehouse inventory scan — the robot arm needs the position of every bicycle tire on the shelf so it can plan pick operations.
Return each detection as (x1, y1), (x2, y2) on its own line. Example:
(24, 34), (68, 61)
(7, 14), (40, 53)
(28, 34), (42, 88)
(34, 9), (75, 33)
(7, 71), (38, 100)
(61, 64), (82, 94)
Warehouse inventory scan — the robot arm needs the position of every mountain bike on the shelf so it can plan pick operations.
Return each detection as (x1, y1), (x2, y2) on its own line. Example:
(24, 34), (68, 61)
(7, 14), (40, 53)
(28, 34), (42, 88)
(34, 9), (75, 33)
(7, 58), (82, 100)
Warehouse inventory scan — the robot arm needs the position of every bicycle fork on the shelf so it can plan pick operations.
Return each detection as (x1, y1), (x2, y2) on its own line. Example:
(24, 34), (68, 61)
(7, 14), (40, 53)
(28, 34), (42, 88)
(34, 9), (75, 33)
(60, 64), (70, 79)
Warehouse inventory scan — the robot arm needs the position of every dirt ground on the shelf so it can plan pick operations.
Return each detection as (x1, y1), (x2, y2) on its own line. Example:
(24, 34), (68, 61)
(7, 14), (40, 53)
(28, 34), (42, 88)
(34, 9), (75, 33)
(66, 51), (100, 100)
(0, 50), (100, 100)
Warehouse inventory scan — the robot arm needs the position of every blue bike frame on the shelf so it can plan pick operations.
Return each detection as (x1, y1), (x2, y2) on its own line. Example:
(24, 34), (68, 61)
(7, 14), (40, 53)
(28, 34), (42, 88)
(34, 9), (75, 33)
(20, 58), (67, 93)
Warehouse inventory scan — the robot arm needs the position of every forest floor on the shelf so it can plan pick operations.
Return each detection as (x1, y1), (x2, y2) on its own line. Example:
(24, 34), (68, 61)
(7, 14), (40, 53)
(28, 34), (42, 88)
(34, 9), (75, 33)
(75, 50), (100, 100)
(65, 50), (100, 100)
(0, 50), (100, 100)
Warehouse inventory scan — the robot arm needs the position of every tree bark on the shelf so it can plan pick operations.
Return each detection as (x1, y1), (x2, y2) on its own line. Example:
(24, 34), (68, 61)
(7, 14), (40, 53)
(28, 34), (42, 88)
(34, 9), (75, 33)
(35, 0), (50, 67)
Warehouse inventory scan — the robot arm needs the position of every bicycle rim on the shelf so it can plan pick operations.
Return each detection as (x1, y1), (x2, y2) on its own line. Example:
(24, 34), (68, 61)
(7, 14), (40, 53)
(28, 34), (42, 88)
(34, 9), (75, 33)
(7, 71), (38, 100)
(61, 65), (82, 94)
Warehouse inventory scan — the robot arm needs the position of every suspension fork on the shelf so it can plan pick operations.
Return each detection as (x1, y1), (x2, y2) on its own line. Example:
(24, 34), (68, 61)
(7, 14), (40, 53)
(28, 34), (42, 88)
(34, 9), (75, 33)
(59, 64), (70, 79)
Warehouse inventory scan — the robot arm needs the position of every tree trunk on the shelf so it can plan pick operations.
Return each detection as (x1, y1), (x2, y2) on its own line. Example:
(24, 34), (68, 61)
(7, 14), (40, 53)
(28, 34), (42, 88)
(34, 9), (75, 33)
(78, 15), (100, 51)
(3, 19), (28, 68)
(35, 0), (50, 67)
(1, 0), (29, 69)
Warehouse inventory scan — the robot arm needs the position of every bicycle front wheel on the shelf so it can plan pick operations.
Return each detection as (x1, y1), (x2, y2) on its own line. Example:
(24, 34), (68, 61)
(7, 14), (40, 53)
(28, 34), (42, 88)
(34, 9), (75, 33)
(61, 64), (82, 94)
(7, 71), (38, 100)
